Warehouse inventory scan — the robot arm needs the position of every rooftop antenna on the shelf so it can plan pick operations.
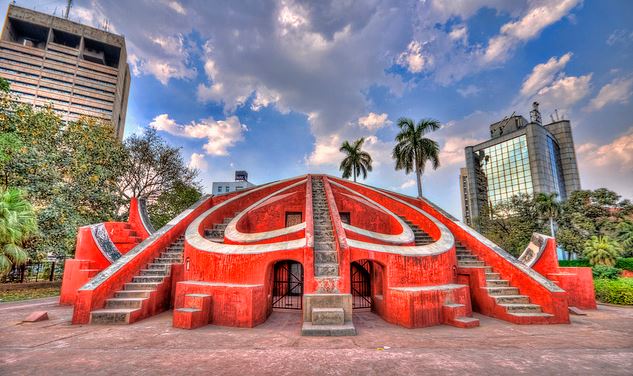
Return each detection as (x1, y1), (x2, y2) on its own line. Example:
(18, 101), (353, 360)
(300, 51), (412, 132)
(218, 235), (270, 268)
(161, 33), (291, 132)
(64, 0), (72, 19)
(554, 109), (560, 121)
(529, 101), (542, 125)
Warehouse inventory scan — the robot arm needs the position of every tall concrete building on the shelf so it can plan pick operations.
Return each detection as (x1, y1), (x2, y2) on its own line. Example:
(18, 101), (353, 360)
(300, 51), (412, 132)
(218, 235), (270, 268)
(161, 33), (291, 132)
(0, 4), (130, 139)
(461, 102), (581, 227)
(212, 170), (256, 194)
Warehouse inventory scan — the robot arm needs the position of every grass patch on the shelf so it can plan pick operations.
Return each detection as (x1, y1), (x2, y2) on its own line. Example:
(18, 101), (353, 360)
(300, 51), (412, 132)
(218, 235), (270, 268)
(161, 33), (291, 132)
(594, 278), (633, 305)
(0, 286), (60, 302)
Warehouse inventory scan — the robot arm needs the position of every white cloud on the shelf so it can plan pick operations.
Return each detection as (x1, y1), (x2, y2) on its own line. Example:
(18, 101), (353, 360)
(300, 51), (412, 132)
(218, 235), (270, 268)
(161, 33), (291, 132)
(483, 0), (581, 63)
(521, 53), (572, 97)
(397, 41), (430, 73)
(449, 25), (468, 44)
(358, 112), (391, 131)
(606, 29), (633, 46)
(577, 128), (633, 173)
(189, 153), (208, 171)
(306, 134), (342, 167)
(400, 179), (416, 189)
(457, 85), (481, 97)
(440, 137), (484, 166)
(129, 34), (196, 85)
(167, 1), (186, 15)
(586, 76), (633, 112)
(150, 114), (247, 156)
(535, 74), (592, 110)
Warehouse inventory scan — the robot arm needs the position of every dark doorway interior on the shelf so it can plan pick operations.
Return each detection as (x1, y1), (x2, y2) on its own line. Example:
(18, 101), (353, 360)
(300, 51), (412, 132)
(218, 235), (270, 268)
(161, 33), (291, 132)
(272, 261), (303, 310)
(351, 260), (372, 309)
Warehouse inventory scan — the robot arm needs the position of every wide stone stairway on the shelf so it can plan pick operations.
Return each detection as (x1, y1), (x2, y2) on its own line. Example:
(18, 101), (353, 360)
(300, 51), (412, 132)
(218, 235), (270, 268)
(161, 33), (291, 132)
(204, 213), (238, 243)
(90, 235), (185, 324)
(312, 178), (338, 277)
(302, 177), (355, 336)
(456, 241), (553, 320)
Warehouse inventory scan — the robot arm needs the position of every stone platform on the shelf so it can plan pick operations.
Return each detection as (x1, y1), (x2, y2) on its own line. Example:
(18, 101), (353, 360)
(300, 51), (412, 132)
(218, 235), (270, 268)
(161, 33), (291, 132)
(1, 297), (632, 375)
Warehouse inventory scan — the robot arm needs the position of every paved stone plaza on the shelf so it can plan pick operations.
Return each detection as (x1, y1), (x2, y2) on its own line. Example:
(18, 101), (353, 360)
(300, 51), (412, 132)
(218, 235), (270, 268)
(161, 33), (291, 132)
(0, 297), (631, 375)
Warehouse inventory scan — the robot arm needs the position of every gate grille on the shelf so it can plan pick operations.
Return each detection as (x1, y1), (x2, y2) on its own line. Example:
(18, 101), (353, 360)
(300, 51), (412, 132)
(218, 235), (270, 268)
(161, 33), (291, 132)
(272, 261), (303, 310)
(351, 260), (372, 309)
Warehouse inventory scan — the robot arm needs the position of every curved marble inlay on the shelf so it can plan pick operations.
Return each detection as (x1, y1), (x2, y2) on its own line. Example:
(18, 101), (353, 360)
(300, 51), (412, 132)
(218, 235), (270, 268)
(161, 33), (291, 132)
(138, 197), (156, 234)
(91, 223), (122, 263)
(329, 180), (414, 245)
(328, 177), (454, 257)
(186, 177), (308, 254)
(519, 233), (550, 267)
(224, 181), (306, 243)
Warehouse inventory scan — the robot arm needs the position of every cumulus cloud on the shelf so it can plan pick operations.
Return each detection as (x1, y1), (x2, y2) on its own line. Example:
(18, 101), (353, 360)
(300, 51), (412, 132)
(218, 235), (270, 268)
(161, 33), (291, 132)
(397, 41), (430, 73)
(150, 114), (247, 156)
(440, 137), (485, 166)
(606, 29), (633, 46)
(535, 74), (592, 110)
(188, 153), (208, 171)
(457, 85), (480, 97)
(358, 112), (391, 131)
(586, 76), (633, 112)
(521, 53), (572, 96)
(483, 0), (581, 63)
(577, 128), (633, 171)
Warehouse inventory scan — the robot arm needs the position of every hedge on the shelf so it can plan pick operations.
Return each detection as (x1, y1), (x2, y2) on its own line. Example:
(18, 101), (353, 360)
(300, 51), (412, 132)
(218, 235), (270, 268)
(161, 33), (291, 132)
(594, 278), (633, 305)
(615, 258), (633, 272)
(558, 259), (591, 267)
(558, 258), (633, 271)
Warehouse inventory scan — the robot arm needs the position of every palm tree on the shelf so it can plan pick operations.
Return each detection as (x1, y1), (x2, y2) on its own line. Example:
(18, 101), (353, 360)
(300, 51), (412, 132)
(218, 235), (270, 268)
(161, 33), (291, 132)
(535, 192), (560, 237)
(616, 220), (633, 256)
(0, 188), (37, 275)
(339, 137), (373, 182)
(392, 117), (441, 197)
(583, 235), (622, 266)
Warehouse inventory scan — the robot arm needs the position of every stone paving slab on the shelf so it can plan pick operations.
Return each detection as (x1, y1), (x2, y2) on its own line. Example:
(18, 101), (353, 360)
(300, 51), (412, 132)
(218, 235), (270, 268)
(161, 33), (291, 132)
(1, 297), (632, 375)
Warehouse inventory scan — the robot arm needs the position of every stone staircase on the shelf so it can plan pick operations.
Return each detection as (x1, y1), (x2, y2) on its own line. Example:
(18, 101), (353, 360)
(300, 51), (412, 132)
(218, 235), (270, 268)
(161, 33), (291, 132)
(204, 214), (238, 243)
(89, 235), (185, 324)
(456, 241), (553, 320)
(312, 178), (338, 277)
(399, 216), (434, 245)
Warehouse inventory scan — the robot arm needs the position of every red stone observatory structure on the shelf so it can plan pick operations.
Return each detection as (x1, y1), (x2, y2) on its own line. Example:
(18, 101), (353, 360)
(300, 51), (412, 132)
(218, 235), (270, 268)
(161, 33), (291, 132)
(60, 175), (595, 335)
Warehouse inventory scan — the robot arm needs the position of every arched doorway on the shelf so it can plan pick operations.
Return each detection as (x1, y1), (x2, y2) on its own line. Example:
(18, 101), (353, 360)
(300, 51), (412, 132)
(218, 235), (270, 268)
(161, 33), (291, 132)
(272, 261), (303, 310)
(351, 260), (372, 309)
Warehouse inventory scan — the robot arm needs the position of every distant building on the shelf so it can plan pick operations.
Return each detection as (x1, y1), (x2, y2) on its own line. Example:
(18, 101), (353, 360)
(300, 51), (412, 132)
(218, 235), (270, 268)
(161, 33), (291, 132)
(461, 102), (581, 227)
(0, 4), (131, 139)
(212, 171), (255, 194)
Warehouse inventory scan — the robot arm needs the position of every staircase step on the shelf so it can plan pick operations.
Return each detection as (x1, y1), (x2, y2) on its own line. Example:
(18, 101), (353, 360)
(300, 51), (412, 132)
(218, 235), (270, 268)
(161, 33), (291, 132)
(458, 260), (485, 267)
(492, 295), (530, 304)
(140, 269), (170, 276)
(312, 308), (344, 326)
(124, 282), (160, 291)
(450, 316), (480, 328)
(500, 303), (543, 313)
(484, 286), (520, 296)
(315, 243), (335, 251)
(132, 275), (165, 283)
(154, 257), (182, 264)
(315, 263), (339, 276)
(508, 312), (554, 318)
(315, 251), (337, 263)
(486, 279), (509, 287)
(485, 272), (501, 280)
(148, 263), (169, 270)
(115, 290), (152, 299)
(90, 308), (139, 324)
(105, 297), (145, 309)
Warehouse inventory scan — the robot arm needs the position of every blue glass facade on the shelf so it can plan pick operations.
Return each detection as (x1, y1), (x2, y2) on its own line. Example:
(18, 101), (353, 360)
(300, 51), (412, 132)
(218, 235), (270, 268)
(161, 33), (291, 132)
(481, 135), (533, 206)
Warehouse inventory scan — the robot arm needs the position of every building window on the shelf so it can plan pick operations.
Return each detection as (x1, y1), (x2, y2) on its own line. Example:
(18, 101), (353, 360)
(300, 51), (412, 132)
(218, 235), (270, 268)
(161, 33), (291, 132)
(225, 186), (230, 192)
(547, 136), (566, 199)
(217, 186), (222, 193)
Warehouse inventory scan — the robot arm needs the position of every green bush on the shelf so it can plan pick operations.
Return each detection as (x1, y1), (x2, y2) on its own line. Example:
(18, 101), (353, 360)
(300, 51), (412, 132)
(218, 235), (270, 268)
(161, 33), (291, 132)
(592, 265), (622, 280)
(558, 259), (591, 267)
(594, 278), (633, 305)
(615, 258), (633, 272)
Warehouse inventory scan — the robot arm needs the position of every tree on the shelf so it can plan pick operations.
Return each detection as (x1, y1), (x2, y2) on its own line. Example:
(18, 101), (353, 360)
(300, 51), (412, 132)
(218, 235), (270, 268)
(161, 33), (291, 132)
(148, 181), (202, 229)
(476, 194), (544, 257)
(339, 137), (373, 182)
(583, 235), (622, 266)
(118, 128), (198, 200)
(392, 117), (441, 197)
(535, 192), (560, 237)
(0, 188), (37, 274)
(617, 220), (633, 257)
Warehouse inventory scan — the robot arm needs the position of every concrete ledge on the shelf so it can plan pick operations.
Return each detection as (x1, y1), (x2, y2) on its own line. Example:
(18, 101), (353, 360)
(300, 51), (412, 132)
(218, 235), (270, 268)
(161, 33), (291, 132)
(312, 307), (344, 325)
(301, 321), (356, 336)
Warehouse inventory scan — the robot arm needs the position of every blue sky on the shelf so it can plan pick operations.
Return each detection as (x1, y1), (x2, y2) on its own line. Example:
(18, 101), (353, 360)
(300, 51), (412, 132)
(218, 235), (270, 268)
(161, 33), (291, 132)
(3, 0), (633, 218)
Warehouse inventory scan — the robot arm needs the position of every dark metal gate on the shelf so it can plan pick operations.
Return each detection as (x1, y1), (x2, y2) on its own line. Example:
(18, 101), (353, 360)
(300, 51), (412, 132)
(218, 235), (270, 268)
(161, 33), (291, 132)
(351, 260), (372, 309)
(272, 261), (303, 310)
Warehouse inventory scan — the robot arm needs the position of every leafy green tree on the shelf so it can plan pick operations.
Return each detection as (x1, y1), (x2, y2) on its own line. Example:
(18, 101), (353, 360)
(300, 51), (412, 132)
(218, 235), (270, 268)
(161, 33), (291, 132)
(583, 235), (622, 266)
(476, 194), (544, 257)
(535, 192), (560, 237)
(617, 219), (633, 257)
(0, 77), (8, 92)
(0, 188), (37, 274)
(339, 137), (373, 182)
(148, 181), (202, 229)
(392, 118), (440, 197)
(118, 128), (198, 200)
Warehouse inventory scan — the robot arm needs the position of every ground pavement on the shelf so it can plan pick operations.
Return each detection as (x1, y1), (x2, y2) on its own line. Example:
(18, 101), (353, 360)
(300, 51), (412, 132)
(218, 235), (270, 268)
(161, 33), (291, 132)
(1, 297), (632, 375)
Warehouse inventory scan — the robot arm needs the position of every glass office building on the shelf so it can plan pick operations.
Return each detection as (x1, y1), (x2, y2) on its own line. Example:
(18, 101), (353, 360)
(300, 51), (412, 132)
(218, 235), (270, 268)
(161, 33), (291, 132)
(461, 104), (581, 227)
